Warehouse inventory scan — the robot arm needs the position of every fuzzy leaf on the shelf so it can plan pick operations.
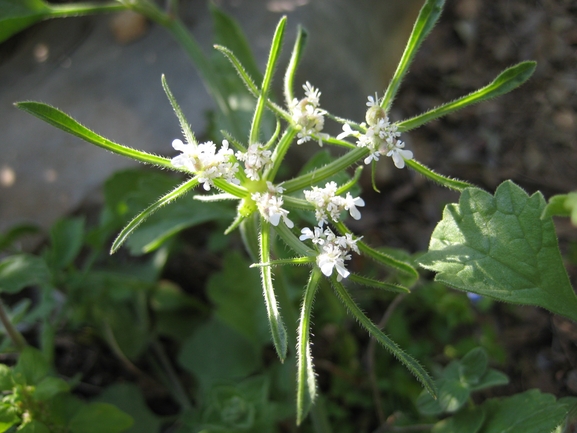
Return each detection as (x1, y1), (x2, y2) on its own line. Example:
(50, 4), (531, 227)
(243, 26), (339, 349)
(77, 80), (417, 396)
(15, 102), (173, 169)
(419, 180), (577, 322)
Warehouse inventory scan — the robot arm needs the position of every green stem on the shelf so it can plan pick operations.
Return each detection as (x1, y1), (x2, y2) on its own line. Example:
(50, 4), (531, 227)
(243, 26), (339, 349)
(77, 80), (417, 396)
(0, 299), (27, 352)
(265, 127), (298, 182)
(47, 2), (126, 17)
(282, 147), (369, 193)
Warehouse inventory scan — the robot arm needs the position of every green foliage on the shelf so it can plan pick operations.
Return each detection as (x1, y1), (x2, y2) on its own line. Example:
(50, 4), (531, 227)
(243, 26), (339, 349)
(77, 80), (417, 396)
(0, 0), (49, 43)
(543, 191), (577, 226)
(419, 181), (577, 321)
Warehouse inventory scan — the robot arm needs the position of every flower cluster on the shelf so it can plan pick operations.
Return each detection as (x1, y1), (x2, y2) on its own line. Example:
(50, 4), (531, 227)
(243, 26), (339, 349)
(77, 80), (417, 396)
(252, 182), (294, 228)
(235, 143), (272, 181)
(300, 227), (360, 281)
(304, 181), (365, 226)
(290, 82), (330, 146)
(171, 139), (239, 190)
(337, 95), (413, 169)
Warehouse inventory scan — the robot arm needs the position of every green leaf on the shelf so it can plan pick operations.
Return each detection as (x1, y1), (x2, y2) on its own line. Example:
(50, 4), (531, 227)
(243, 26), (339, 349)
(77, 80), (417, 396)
(417, 374), (469, 415)
(69, 402), (133, 433)
(258, 220), (288, 361)
(0, 254), (50, 294)
(543, 192), (577, 226)
(480, 389), (568, 433)
(0, 223), (40, 252)
(111, 177), (200, 254)
(97, 383), (162, 433)
(332, 279), (436, 398)
(0, 364), (13, 391)
(419, 180), (577, 322)
(284, 26), (308, 105)
(249, 16), (286, 144)
(207, 252), (270, 347)
(296, 269), (321, 425)
(432, 406), (485, 433)
(15, 102), (174, 169)
(469, 369), (509, 392)
(0, 402), (19, 431)
(34, 376), (70, 401)
(0, 0), (50, 43)
(459, 347), (488, 386)
(161, 75), (196, 145)
(405, 159), (472, 191)
(381, 0), (445, 111)
(348, 274), (410, 294)
(13, 346), (49, 385)
(18, 420), (50, 433)
(45, 217), (84, 270)
(178, 317), (262, 392)
(398, 62), (537, 132)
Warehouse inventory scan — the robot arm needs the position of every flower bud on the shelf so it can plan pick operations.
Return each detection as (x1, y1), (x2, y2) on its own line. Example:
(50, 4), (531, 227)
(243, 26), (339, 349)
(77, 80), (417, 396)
(365, 105), (387, 126)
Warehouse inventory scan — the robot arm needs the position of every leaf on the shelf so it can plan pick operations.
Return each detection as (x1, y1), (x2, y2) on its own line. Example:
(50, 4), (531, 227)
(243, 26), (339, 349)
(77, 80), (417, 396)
(111, 177), (199, 254)
(97, 383), (162, 433)
(419, 180), (577, 322)
(543, 192), (577, 226)
(469, 369), (509, 392)
(296, 269), (321, 425)
(69, 402), (134, 433)
(178, 317), (262, 392)
(34, 376), (70, 401)
(258, 219), (288, 361)
(161, 75), (196, 145)
(207, 252), (270, 347)
(284, 26), (308, 105)
(15, 102), (173, 169)
(480, 389), (568, 433)
(381, 0), (445, 111)
(18, 420), (50, 433)
(45, 217), (84, 270)
(332, 279), (436, 398)
(0, 223), (40, 252)
(459, 347), (488, 386)
(0, 402), (19, 431)
(432, 406), (485, 433)
(398, 62), (537, 132)
(0, 0), (50, 43)
(13, 346), (49, 385)
(0, 254), (50, 294)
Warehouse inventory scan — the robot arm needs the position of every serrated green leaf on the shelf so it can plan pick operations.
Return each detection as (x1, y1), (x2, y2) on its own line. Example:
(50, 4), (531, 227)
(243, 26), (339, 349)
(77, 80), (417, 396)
(15, 102), (173, 169)
(432, 406), (485, 433)
(419, 180), (577, 322)
(459, 347), (488, 386)
(398, 62), (536, 132)
(0, 254), (50, 294)
(480, 389), (567, 433)
(0, 0), (50, 43)
(69, 402), (133, 433)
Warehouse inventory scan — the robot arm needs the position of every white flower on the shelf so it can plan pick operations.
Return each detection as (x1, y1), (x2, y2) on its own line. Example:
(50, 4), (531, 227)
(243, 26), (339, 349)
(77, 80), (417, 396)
(343, 193), (365, 220)
(336, 123), (361, 140)
(171, 139), (239, 190)
(366, 93), (380, 107)
(252, 182), (294, 228)
(290, 82), (329, 146)
(304, 182), (364, 226)
(301, 227), (360, 281)
(386, 140), (413, 169)
(236, 143), (272, 180)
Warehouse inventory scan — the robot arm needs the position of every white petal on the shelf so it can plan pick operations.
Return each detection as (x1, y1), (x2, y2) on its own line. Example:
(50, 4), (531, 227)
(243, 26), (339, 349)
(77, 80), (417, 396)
(269, 213), (281, 226)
